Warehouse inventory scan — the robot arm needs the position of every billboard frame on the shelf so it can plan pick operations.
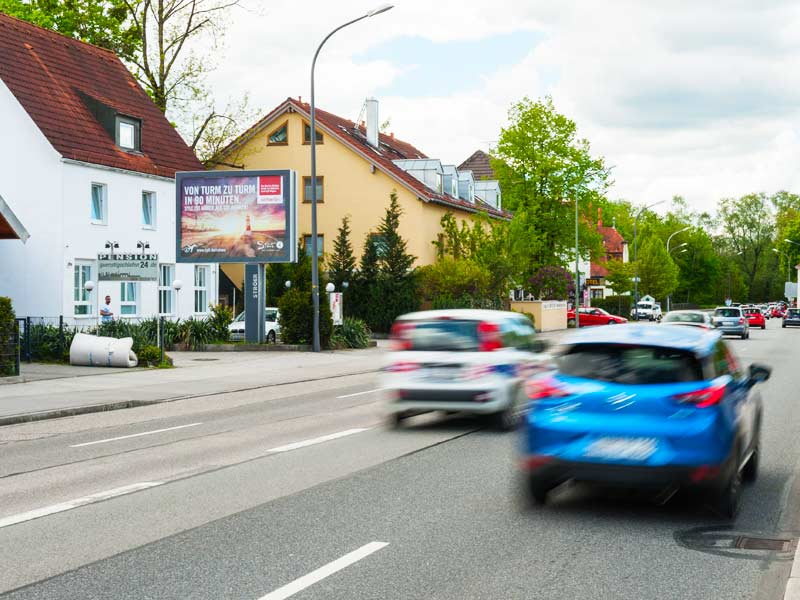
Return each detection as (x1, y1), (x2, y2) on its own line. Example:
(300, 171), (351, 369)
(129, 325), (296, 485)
(175, 169), (297, 264)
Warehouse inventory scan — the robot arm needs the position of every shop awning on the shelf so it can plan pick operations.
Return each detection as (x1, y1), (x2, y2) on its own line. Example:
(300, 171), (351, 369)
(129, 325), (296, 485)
(0, 193), (29, 242)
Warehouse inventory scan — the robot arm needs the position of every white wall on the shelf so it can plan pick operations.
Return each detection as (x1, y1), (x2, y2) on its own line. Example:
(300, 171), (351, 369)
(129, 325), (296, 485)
(60, 162), (217, 325)
(0, 78), (65, 318)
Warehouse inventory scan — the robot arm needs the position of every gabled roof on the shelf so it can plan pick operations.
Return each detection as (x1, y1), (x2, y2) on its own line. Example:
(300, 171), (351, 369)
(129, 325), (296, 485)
(590, 208), (627, 278)
(0, 13), (202, 178)
(458, 150), (496, 180)
(222, 98), (512, 220)
(0, 193), (29, 242)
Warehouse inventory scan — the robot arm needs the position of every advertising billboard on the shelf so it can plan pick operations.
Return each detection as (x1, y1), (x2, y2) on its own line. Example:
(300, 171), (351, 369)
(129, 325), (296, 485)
(98, 253), (159, 281)
(175, 170), (297, 263)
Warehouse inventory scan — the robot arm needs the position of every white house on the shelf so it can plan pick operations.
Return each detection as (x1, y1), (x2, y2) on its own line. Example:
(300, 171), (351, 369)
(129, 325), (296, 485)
(0, 14), (217, 325)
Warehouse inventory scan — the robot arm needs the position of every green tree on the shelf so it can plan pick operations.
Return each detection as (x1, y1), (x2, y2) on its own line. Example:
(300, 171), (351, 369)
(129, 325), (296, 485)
(604, 260), (634, 296)
(636, 237), (679, 300)
(493, 96), (610, 276)
(328, 215), (356, 291)
(377, 191), (416, 279)
(0, 0), (139, 58)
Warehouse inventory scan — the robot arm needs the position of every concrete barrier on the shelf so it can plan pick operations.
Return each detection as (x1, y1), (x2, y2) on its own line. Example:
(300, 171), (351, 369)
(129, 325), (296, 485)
(510, 300), (568, 332)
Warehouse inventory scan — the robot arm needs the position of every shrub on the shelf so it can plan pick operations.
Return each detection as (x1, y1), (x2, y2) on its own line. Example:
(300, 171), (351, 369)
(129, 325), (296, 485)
(28, 322), (75, 362)
(0, 297), (16, 376)
(136, 345), (170, 367)
(278, 288), (333, 347)
(180, 317), (216, 350)
(590, 295), (633, 318)
(528, 265), (575, 300)
(207, 303), (233, 342)
(331, 318), (371, 349)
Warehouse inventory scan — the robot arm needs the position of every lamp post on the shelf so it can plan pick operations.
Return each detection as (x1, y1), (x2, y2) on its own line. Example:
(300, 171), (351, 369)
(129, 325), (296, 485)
(665, 226), (690, 314)
(773, 247), (789, 283)
(172, 279), (183, 317)
(785, 239), (800, 306)
(309, 3), (394, 352)
(632, 199), (666, 320)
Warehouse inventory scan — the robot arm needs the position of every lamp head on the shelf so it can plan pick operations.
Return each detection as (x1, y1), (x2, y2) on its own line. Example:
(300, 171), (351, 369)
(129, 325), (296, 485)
(367, 3), (393, 17)
(172, 279), (183, 291)
(325, 282), (335, 293)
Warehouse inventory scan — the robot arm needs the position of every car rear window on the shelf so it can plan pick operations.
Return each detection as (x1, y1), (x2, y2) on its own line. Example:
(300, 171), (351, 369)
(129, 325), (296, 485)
(664, 312), (704, 323)
(715, 308), (740, 317)
(745, 309), (761, 315)
(788, 309), (800, 318)
(556, 344), (704, 384)
(402, 319), (481, 351)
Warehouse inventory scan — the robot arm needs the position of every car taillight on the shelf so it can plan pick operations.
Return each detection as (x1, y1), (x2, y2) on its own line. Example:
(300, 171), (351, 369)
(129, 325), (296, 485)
(385, 361), (419, 373)
(390, 321), (414, 351)
(672, 383), (726, 408)
(477, 321), (502, 352)
(738, 317), (745, 324)
(526, 377), (571, 400)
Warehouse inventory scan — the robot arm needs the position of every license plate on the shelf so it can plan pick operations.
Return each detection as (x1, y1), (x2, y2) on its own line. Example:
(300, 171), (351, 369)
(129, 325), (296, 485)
(424, 368), (457, 381)
(584, 437), (657, 461)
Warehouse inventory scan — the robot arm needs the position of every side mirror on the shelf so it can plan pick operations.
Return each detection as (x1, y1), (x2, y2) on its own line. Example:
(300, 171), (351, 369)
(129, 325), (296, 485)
(748, 363), (771, 385)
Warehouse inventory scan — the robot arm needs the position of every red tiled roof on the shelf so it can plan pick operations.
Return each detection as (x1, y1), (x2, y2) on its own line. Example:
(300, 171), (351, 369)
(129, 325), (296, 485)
(590, 209), (627, 278)
(458, 150), (496, 180)
(0, 13), (201, 178)
(223, 98), (512, 220)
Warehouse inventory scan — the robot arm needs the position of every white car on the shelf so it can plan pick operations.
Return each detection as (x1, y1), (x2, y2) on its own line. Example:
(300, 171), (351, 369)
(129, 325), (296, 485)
(228, 308), (280, 343)
(631, 300), (662, 321)
(383, 309), (549, 431)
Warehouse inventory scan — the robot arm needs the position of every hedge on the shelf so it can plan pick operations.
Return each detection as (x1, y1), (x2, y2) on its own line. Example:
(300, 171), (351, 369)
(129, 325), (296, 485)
(590, 295), (633, 318)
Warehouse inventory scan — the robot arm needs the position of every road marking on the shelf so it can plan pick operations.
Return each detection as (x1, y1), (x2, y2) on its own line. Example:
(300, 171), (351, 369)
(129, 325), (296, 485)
(0, 482), (163, 529)
(70, 423), (203, 447)
(336, 388), (382, 399)
(267, 428), (369, 454)
(258, 541), (389, 600)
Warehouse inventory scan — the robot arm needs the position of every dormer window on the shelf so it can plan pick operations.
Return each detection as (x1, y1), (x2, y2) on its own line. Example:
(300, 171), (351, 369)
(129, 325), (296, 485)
(116, 116), (140, 151)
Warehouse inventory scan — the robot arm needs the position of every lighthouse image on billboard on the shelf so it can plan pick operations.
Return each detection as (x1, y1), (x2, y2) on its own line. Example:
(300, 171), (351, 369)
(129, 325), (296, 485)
(177, 172), (291, 262)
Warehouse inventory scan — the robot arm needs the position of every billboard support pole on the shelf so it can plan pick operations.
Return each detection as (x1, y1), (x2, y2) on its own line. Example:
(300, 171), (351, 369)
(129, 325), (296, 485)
(245, 264), (266, 344)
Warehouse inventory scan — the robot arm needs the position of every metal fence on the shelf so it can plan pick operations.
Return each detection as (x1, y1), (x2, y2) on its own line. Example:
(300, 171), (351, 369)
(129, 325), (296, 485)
(17, 316), (70, 363)
(1, 319), (20, 376)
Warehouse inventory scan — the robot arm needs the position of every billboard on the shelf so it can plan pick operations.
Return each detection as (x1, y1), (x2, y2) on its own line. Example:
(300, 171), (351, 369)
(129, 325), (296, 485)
(98, 253), (159, 281)
(176, 170), (297, 263)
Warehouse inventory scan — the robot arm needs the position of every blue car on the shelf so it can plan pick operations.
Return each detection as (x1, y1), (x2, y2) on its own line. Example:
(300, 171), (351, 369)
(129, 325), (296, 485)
(521, 324), (771, 518)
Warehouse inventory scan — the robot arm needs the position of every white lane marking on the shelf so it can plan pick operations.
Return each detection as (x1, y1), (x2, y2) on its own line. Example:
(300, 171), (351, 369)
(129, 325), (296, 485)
(0, 482), (163, 529)
(267, 428), (369, 454)
(258, 541), (389, 600)
(70, 423), (203, 447)
(336, 388), (382, 399)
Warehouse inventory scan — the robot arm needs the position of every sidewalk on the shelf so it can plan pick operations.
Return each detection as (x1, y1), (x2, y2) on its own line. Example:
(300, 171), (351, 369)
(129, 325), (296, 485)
(0, 346), (388, 426)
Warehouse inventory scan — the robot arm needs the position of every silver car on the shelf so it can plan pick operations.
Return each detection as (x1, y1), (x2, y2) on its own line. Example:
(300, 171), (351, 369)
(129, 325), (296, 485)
(383, 309), (548, 430)
(713, 307), (750, 339)
(662, 310), (713, 330)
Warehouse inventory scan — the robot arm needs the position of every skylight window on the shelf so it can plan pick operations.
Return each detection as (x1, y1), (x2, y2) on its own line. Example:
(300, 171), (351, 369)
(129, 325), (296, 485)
(116, 116), (141, 151)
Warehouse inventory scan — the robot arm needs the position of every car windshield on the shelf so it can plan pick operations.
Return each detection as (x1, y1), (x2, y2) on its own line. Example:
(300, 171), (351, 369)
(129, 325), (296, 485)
(788, 309), (800, 317)
(664, 312), (704, 323)
(403, 319), (481, 351)
(745, 310), (761, 316)
(715, 308), (740, 318)
(556, 343), (705, 384)
(265, 309), (278, 322)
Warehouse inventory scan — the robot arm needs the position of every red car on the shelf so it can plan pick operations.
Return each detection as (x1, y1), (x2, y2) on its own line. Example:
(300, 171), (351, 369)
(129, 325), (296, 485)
(771, 307), (785, 319)
(745, 309), (766, 329)
(567, 307), (628, 327)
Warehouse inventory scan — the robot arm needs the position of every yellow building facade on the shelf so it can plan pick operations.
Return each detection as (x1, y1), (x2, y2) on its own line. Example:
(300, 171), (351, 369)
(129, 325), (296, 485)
(215, 98), (508, 292)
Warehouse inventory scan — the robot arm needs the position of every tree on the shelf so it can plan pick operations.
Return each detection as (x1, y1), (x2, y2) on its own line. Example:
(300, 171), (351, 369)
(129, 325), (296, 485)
(636, 237), (679, 300)
(328, 216), (356, 291)
(493, 96), (611, 276)
(0, 0), (139, 58)
(528, 265), (575, 300)
(604, 260), (634, 296)
(377, 191), (416, 279)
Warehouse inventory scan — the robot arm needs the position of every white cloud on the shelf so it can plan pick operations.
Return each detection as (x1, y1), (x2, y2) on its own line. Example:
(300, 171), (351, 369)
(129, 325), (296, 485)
(208, 0), (800, 214)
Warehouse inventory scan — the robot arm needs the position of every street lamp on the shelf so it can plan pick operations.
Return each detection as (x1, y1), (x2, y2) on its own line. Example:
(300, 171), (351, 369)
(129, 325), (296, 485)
(773, 247), (789, 282)
(172, 279), (183, 317)
(785, 239), (800, 306)
(665, 226), (690, 314)
(633, 199), (666, 320)
(309, 4), (394, 352)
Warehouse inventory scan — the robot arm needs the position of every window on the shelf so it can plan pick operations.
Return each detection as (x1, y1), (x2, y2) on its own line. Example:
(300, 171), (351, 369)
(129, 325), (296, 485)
(91, 183), (107, 224)
(73, 262), (93, 316)
(116, 116), (140, 151)
(194, 266), (209, 313)
(591, 288), (604, 299)
(303, 234), (324, 257)
(303, 122), (323, 144)
(159, 264), (175, 315)
(142, 191), (156, 229)
(120, 282), (138, 316)
(302, 176), (324, 203)
(268, 121), (288, 145)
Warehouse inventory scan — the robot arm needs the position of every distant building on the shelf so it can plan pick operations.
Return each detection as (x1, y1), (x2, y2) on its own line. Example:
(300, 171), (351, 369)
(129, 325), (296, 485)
(0, 14), (216, 322)
(458, 150), (502, 209)
(587, 208), (629, 300)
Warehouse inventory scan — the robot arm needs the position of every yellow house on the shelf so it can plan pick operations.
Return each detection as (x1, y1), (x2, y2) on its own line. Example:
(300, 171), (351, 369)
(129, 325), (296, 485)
(214, 97), (509, 296)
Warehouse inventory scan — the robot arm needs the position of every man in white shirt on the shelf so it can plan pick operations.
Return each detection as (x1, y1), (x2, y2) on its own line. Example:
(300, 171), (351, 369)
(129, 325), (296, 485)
(100, 295), (113, 323)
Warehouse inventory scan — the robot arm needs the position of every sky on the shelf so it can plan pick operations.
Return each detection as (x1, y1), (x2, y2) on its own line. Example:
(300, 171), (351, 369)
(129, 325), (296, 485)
(205, 0), (800, 214)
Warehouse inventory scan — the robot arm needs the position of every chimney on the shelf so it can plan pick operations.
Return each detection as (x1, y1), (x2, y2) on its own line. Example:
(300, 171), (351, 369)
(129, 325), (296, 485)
(366, 97), (379, 148)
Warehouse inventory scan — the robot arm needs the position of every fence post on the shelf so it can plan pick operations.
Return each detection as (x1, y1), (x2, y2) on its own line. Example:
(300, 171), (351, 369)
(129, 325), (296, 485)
(25, 316), (31, 363)
(14, 320), (20, 376)
(159, 316), (165, 365)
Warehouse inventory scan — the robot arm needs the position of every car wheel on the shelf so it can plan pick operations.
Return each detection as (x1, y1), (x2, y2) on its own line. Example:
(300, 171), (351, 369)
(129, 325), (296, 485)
(608, 319), (617, 325)
(783, 323), (787, 328)
(267, 330), (276, 344)
(742, 444), (759, 484)
(525, 475), (552, 506)
(741, 332), (747, 339)
(762, 325), (766, 330)
(714, 465), (743, 520)
(567, 318), (576, 327)
(493, 386), (525, 432)
(388, 412), (406, 429)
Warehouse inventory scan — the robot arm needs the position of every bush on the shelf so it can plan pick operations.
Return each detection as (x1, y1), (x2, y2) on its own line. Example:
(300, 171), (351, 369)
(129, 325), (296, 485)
(331, 318), (371, 349)
(0, 297), (16, 376)
(180, 317), (216, 350)
(207, 303), (233, 342)
(590, 295), (633, 318)
(136, 345), (172, 367)
(528, 265), (575, 300)
(278, 288), (333, 347)
(28, 322), (75, 362)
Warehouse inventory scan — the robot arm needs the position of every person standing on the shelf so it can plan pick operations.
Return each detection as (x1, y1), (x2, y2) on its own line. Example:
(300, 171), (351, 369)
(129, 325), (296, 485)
(100, 295), (114, 323)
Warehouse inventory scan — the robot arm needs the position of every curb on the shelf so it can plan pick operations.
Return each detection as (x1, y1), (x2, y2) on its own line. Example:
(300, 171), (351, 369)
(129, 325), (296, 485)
(785, 543), (800, 599)
(0, 368), (381, 427)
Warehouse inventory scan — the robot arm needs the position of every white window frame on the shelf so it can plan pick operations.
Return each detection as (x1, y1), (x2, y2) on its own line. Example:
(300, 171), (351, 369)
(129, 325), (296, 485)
(142, 191), (157, 230)
(194, 266), (209, 315)
(159, 264), (175, 315)
(91, 183), (107, 225)
(119, 282), (139, 317)
(73, 261), (94, 316)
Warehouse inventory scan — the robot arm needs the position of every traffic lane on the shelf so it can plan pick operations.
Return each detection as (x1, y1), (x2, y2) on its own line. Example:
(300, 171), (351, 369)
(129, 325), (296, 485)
(0, 372), (383, 477)
(0, 425), (776, 600)
(0, 419), (480, 594)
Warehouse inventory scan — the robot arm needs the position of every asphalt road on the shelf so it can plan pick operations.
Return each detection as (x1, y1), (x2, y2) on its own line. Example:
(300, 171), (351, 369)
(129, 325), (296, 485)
(1, 320), (799, 599)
